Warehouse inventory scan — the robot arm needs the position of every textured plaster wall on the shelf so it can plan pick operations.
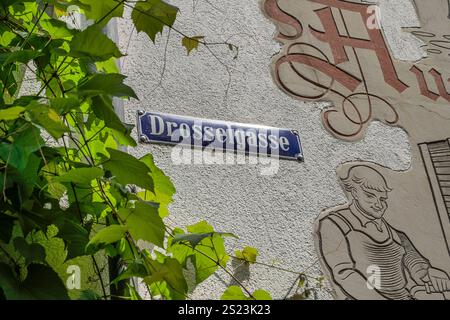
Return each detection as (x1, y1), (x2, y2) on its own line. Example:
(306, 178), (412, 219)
(117, 0), (421, 299)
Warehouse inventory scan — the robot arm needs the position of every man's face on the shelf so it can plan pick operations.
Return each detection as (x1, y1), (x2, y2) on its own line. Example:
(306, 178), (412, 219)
(352, 185), (388, 219)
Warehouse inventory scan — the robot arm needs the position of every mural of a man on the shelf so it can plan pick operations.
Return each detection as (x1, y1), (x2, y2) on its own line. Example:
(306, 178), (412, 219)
(316, 165), (450, 300)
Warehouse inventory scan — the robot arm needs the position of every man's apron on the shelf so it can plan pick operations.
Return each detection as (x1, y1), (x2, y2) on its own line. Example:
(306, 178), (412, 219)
(328, 212), (411, 300)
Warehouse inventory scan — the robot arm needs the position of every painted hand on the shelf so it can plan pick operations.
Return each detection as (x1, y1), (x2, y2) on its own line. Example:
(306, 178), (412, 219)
(424, 268), (450, 293)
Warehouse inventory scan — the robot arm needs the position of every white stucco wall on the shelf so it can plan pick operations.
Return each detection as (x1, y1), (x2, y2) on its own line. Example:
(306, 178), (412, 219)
(117, 0), (422, 299)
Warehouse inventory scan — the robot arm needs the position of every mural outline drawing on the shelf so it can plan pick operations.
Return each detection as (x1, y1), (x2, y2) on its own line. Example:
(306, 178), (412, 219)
(262, 0), (450, 299)
(315, 165), (450, 300)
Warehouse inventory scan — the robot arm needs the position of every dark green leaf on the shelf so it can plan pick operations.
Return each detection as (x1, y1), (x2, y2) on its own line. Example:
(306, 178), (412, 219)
(56, 219), (90, 260)
(173, 231), (237, 249)
(221, 285), (249, 300)
(0, 143), (26, 172)
(0, 214), (15, 243)
(111, 262), (148, 285)
(78, 74), (137, 99)
(234, 246), (258, 264)
(85, 225), (128, 255)
(57, 167), (103, 185)
(0, 263), (69, 300)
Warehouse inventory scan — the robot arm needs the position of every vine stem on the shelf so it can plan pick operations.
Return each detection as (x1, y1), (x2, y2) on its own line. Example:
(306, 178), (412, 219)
(92, 255), (108, 300)
(164, 226), (256, 299)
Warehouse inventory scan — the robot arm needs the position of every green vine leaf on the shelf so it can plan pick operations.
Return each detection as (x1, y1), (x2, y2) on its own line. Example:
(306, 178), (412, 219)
(91, 95), (133, 135)
(111, 262), (148, 285)
(172, 231), (237, 249)
(0, 50), (43, 66)
(0, 106), (25, 121)
(138, 154), (175, 218)
(49, 97), (80, 115)
(69, 25), (123, 61)
(0, 263), (69, 300)
(104, 148), (154, 191)
(118, 201), (165, 247)
(144, 256), (188, 300)
(56, 218), (90, 260)
(13, 237), (46, 265)
(125, 283), (143, 300)
(0, 214), (15, 243)
(0, 124), (44, 173)
(26, 103), (69, 139)
(181, 36), (204, 55)
(168, 221), (236, 285)
(131, 0), (178, 42)
(253, 289), (272, 300)
(78, 74), (138, 99)
(78, 0), (124, 26)
(234, 246), (259, 264)
(221, 285), (249, 300)
(57, 167), (103, 185)
(40, 17), (74, 39)
(221, 286), (272, 300)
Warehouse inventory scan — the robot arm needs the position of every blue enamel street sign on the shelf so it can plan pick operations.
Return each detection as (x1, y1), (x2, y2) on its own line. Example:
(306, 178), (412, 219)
(137, 111), (303, 161)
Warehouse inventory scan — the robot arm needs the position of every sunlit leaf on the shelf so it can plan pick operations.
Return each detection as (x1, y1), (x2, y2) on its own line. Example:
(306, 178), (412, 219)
(0, 106), (25, 121)
(85, 225), (128, 255)
(181, 36), (204, 55)
(78, 0), (124, 26)
(118, 201), (164, 247)
(13, 237), (46, 265)
(0, 263), (69, 300)
(78, 74), (137, 99)
(221, 286), (249, 300)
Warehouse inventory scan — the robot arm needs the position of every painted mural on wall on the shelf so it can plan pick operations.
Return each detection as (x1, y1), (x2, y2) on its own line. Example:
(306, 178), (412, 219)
(262, 0), (450, 299)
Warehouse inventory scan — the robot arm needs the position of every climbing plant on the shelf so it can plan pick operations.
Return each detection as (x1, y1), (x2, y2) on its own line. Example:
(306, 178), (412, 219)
(0, 0), (327, 300)
(0, 0), (267, 300)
